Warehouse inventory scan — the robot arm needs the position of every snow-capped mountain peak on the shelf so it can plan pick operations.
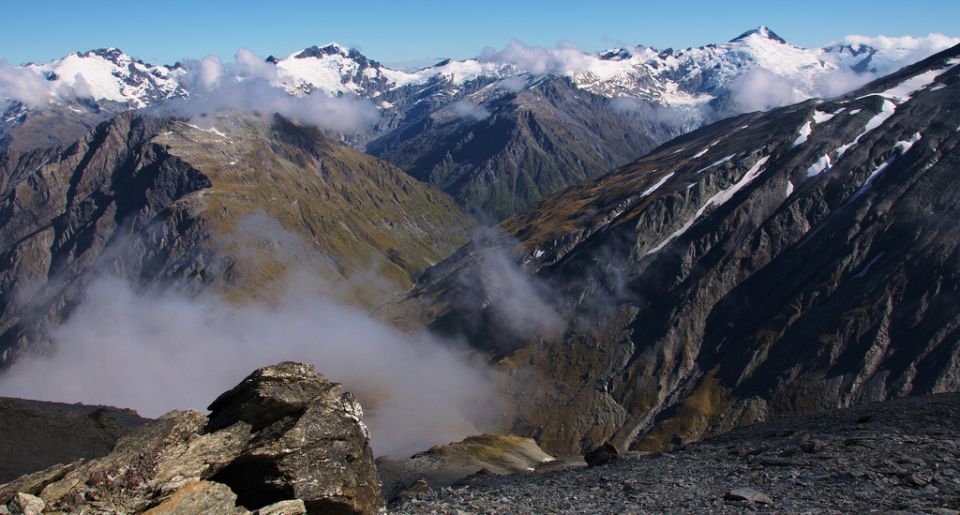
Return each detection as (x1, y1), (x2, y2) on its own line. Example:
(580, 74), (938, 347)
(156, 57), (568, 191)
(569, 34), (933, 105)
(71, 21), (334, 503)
(21, 48), (185, 108)
(731, 25), (788, 44)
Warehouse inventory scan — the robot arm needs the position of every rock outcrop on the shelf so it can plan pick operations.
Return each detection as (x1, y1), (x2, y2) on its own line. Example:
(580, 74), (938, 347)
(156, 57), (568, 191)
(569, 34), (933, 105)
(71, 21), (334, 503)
(0, 362), (384, 514)
(376, 433), (554, 501)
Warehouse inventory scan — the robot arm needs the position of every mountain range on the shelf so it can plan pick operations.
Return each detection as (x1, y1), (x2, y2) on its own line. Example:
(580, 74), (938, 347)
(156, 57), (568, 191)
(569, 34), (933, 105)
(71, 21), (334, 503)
(393, 43), (960, 454)
(3, 28), (955, 219)
(0, 23), (959, 486)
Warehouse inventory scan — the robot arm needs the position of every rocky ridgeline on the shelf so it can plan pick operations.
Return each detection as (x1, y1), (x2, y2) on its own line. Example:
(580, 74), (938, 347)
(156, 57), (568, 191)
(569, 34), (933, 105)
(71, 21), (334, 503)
(0, 362), (383, 514)
(392, 393), (960, 514)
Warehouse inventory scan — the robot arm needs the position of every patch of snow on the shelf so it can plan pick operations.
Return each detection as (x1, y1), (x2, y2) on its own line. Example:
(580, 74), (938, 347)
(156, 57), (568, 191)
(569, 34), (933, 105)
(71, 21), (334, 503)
(793, 121), (813, 147)
(837, 99), (897, 158)
(894, 132), (922, 154)
(866, 65), (953, 103)
(849, 135), (916, 201)
(647, 156), (770, 255)
(785, 180), (795, 197)
(692, 142), (718, 158)
(929, 84), (946, 91)
(849, 109), (862, 115)
(639, 172), (675, 197)
(184, 122), (227, 138)
(813, 110), (835, 123)
(687, 183), (696, 190)
(695, 153), (737, 174)
(806, 154), (832, 177)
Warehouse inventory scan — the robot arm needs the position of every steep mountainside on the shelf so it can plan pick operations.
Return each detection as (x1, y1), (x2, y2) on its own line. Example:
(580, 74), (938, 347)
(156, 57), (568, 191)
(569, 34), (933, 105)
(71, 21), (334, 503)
(396, 45), (960, 455)
(367, 76), (693, 219)
(0, 112), (473, 364)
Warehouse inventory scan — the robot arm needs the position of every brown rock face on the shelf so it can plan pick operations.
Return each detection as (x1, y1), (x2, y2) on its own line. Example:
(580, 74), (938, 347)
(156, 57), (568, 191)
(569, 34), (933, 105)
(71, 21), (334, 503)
(208, 362), (383, 514)
(0, 361), (384, 515)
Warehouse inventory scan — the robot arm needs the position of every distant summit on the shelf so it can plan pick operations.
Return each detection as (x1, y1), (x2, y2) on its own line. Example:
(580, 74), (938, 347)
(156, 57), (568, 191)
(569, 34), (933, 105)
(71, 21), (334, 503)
(731, 25), (788, 44)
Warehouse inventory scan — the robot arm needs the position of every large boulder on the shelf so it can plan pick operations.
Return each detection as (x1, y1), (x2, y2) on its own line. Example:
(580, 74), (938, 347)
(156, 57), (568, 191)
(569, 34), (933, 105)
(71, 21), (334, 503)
(0, 362), (384, 514)
(207, 362), (383, 514)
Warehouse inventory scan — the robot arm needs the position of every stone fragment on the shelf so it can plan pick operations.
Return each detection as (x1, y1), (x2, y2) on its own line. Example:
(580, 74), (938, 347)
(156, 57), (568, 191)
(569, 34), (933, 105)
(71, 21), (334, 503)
(724, 487), (773, 504)
(255, 499), (307, 515)
(143, 481), (247, 514)
(7, 493), (44, 515)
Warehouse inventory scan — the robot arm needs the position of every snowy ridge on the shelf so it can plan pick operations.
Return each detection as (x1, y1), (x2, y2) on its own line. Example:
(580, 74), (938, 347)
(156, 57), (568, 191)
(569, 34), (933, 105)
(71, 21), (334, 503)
(2, 28), (957, 125)
(24, 48), (186, 107)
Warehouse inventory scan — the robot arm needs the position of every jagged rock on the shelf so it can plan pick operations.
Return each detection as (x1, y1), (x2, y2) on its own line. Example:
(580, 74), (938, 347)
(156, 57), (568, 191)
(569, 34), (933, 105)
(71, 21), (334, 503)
(584, 443), (619, 468)
(6, 493), (44, 515)
(0, 362), (383, 514)
(0, 461), (81, 505)
(143, 481), (247, 515)
(376, 434), (553, 501)
(396, 479), (432, 499)
(255, 499), (307, 515)
(208, 362), (383, 514)
(206, 362), (339, 432)
(724, 487), (773, 504)
(36, 410), (249, 513)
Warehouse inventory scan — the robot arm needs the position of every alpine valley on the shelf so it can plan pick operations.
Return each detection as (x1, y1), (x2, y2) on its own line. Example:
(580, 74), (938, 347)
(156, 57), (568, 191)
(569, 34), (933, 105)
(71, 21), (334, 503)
(1, 23), (959, 514)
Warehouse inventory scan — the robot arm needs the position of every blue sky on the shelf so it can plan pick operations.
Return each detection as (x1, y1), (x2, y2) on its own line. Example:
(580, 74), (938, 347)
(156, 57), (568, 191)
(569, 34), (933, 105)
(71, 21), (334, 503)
(1, 0), (956, 67)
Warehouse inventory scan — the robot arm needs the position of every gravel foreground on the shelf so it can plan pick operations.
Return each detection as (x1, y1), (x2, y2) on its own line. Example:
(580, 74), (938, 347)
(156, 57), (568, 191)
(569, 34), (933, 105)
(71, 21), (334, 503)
(392, 394), (960, 514)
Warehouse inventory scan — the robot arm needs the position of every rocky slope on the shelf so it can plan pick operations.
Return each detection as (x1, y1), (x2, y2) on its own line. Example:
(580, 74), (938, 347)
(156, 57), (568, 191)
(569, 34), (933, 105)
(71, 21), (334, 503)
(396, 44), (960, 455)
(0, 361), (384, 514)
(392, 393), (960, 514)
(0, 111), (474, 363)
(367, 76), (691, 219)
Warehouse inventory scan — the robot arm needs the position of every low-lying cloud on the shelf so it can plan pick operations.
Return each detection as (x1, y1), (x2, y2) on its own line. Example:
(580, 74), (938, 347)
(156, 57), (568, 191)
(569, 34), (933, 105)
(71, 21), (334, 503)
(466, 228), (565, 340)
(158, 49), (380, 134)
(480, 39), (594, 75)
(730, 67), (804, 112)
(451, 100), (491, 121)
(0, 215), (503, 459)
(834, 33), (960, 74)
(0, 60), (56, 107)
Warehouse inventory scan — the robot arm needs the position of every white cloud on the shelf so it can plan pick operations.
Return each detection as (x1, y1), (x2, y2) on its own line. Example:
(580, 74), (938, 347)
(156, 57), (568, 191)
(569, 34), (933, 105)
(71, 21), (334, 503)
(832, 33), (960, 74)
(0, 216), (501, 459)
(0, 60), (53, 107)
(730, 67), (804, 112)
(451, 99), (490, 121)
(480, 39), (594, 75)
(163, 50), (380, 134)
(197, 55), (224, 91)
(497, 75), (528, 93)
